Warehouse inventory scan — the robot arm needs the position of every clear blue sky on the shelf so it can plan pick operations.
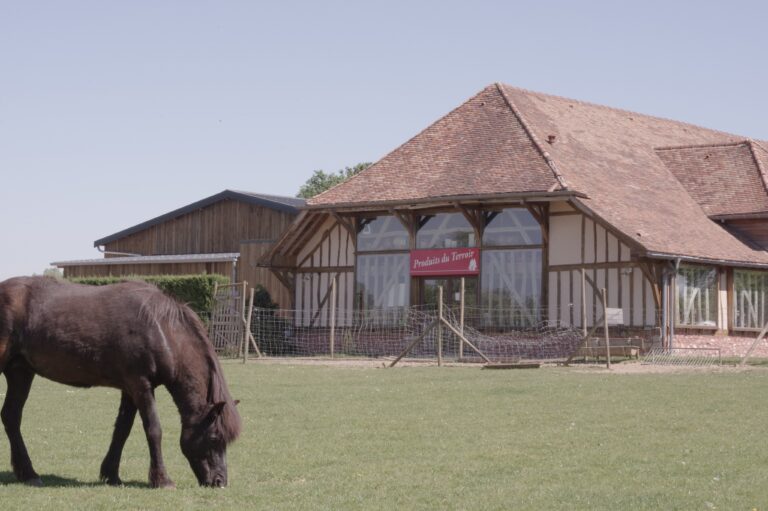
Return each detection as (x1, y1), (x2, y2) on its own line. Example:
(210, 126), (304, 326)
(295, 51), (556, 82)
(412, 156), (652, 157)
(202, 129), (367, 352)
(2, 1), (767, 280)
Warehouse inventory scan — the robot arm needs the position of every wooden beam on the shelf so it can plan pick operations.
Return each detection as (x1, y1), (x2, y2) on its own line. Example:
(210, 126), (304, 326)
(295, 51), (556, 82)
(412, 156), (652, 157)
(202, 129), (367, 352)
(296, 266), (354, 274)
(330, 211), (356, 240)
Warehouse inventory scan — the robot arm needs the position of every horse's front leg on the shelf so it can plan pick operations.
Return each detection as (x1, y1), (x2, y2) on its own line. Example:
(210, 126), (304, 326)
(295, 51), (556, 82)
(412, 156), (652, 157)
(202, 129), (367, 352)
(100, 392), (137, 486)
(131, 384), (174, 488)
(1, 361), (41, 486)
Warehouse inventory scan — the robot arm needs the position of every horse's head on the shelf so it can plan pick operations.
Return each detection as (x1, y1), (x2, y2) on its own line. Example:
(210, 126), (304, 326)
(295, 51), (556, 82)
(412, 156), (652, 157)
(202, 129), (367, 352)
(180, 400), (238, 487)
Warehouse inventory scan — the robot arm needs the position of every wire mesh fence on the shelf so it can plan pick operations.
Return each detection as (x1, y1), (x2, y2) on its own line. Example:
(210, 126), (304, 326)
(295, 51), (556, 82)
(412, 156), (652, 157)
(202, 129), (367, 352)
(240, 305), (629, 363)
(643, 347), (722, 366)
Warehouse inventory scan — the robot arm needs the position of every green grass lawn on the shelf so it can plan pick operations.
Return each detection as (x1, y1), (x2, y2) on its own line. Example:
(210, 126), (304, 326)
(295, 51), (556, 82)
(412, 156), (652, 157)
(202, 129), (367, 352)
(2, 362), (768, 510)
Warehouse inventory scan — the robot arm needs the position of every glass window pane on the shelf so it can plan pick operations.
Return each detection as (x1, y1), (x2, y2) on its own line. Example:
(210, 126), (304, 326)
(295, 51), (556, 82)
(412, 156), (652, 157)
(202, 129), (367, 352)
(483, 209), (542, 246)
(480, 249), (542, 327)
(356, 254), (410, 308)
(416, 213), (476, 249)
(676, 266), (718, 327)
(733, 270), (768, 329)
(357, 216), (409, 252)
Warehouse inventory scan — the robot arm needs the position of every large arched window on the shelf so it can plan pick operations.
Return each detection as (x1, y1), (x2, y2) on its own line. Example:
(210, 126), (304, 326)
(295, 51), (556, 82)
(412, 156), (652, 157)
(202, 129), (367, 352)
(416, 213), (476, 249)
(483, 209), (541, 246)
(357, 216), (409, 252)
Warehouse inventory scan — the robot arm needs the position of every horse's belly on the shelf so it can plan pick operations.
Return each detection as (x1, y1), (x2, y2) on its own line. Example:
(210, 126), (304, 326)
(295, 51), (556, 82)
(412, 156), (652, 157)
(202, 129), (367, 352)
(20, 339), (120, 388)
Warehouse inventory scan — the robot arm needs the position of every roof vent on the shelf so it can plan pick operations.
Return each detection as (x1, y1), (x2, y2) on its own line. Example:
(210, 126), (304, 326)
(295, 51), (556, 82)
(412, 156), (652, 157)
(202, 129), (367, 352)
(547, 135), (556, 144)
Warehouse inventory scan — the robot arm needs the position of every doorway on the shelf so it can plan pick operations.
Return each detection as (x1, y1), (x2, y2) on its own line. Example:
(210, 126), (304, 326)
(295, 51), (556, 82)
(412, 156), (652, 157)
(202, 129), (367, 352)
(420, 277), (478, 310)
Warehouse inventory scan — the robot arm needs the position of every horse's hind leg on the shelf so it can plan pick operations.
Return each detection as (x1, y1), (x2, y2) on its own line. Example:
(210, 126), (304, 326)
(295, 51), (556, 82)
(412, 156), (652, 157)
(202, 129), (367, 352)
(1, 362), (41, 486)
(99, 392), (137, 486)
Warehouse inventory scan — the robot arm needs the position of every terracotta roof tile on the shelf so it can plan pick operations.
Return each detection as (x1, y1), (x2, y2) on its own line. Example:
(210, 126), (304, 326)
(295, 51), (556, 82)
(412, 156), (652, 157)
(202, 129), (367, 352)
(308, 85), (559, 206)
(656, 142), (768, 216)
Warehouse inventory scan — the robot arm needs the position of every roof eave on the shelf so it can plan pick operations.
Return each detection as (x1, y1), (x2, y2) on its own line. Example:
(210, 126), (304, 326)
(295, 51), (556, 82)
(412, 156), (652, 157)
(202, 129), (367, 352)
(306, 190), (587, 212)
(643, 251), (768, 269)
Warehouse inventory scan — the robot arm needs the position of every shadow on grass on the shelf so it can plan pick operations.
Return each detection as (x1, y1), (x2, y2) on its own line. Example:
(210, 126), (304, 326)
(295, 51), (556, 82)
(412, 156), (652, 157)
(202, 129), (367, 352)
(0, 471), (147, 488)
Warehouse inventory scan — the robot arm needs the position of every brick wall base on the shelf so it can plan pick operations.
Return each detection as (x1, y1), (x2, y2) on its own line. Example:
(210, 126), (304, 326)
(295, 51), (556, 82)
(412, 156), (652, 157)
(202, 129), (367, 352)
(672, 333), (768, 358)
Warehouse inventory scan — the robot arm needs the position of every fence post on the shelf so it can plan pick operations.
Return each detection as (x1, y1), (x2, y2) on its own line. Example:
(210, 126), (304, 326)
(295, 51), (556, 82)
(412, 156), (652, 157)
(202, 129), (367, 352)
(602, 287), (611, 369)
(582, 268), (587, 337)
(459, 277), (465, 361)
(437, 286), (443, 367)
(330, 276), (337, 358)
(243, 286), (255, 364)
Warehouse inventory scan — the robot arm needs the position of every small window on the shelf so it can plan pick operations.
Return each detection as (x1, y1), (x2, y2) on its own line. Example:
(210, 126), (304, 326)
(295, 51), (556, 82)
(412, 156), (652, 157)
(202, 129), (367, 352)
(676, 266), (718, 327)
(416, 213), (475, 249)
(733, 270), (768, 330)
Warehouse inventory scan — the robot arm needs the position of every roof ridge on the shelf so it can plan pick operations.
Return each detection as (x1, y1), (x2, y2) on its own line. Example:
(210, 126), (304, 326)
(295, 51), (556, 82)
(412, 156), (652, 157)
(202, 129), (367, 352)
(655, 140), (749, 152)
(494, 83), (569, 191)
(307, 86), (504, 205)
(499, 83), (744, 142)
(746, 140), (768, 197)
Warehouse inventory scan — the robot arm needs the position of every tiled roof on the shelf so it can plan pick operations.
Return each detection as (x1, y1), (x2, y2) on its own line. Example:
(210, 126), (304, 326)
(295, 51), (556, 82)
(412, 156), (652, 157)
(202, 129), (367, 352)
(309, 85), (561, 206)
(656, 141), (768, 217)
(306, 83), (768, 265)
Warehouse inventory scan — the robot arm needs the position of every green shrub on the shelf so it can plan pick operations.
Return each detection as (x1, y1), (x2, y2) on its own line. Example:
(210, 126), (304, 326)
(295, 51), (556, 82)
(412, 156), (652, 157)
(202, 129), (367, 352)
(69, 274), (230, 316)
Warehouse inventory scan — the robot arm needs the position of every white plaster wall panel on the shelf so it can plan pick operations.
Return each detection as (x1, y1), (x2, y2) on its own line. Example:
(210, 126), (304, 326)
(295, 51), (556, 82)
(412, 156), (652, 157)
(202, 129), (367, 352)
(632, 270), (644, 326)
(296, 216), (336, 267)
(548, 271), (558, 312)
(595, 225), (606, 263)
(584, 218), (595, 264)
(548, 215), (582, 266)
(607, 268), (619, 309)
(550, 201), (577, 213)
(560, 271), (572, 326)
(607, 232), (619, 262)
(622, 270), (632, 324)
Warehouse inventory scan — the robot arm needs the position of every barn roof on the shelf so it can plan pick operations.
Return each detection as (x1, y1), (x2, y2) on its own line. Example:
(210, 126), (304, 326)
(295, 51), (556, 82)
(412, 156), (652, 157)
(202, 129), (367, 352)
(94, 190), (305, 247)
(306, 83), (768, 267)
(52, 252), (240, 267)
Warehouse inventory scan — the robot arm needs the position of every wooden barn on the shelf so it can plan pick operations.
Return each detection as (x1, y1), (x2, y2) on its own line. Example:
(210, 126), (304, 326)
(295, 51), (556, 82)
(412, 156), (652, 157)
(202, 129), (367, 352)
(53, 190), (304, 308)
(262, 83), (768, 355)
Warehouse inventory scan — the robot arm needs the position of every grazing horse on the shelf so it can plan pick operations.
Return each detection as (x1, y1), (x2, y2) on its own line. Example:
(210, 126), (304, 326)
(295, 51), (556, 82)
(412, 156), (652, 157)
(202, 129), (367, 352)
(0, 276), (241, 488)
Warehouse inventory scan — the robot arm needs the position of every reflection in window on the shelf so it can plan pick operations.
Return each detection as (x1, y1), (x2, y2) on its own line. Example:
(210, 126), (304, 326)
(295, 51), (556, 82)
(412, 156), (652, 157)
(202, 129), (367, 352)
(733, 270), (768, 329)
(416, 213), (475, 249)
(483, 209), (542, 246)
(676, 266), (718, 327)
(356, 254), (410, 309)
(357, 216), (409, 252)
(480, 249), (541, 327)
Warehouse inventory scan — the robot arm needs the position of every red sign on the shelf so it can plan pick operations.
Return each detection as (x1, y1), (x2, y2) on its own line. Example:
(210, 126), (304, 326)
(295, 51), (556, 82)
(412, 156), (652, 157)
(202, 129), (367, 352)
(410, 248), (480, 276)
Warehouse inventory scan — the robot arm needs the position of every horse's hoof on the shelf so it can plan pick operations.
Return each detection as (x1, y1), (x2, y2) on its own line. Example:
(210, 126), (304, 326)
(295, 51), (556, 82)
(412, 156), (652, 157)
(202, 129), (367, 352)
(24, 477), (43, 487)
(150, 478), (176, 489)
(103, 476), (123, 486)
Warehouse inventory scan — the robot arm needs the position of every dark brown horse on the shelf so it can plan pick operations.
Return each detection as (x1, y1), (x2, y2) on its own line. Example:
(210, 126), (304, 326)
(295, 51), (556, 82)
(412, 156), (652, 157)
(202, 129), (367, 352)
(0, 276), (241, 488)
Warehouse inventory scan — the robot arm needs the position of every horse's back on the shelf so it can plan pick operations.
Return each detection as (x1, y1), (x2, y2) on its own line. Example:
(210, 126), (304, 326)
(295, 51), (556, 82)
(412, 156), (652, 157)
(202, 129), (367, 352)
(1, 277), (184, 388)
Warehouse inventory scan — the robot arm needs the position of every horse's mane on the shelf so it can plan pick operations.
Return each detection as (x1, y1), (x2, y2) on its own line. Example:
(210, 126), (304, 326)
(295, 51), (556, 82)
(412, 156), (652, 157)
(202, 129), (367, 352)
(135, 284), (242, 444)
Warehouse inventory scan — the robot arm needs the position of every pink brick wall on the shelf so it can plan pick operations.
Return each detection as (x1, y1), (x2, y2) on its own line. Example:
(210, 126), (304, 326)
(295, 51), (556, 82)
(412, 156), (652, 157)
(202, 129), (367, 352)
(673, 333), (768, 358)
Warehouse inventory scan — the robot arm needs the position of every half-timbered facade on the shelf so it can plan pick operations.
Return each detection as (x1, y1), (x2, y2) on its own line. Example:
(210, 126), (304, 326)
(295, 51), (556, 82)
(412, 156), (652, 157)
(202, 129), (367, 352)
(263, 84), (768, 354)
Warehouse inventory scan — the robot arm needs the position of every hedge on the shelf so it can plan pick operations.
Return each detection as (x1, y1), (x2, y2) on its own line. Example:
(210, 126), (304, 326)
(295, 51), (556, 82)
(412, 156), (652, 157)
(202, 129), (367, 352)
(69, 274), (230, 316)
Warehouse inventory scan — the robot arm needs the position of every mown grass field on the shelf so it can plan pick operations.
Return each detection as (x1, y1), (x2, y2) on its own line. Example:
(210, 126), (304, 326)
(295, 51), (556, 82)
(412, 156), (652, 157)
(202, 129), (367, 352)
(2, 361), (768, 510)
